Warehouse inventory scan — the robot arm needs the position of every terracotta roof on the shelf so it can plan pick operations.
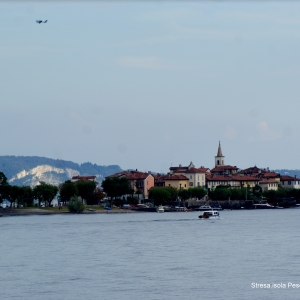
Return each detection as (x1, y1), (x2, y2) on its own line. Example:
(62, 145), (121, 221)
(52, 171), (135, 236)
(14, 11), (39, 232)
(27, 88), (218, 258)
(157, 174), (189, 181)
(242, 166), (267, 174)
(263, 172), (280, 178)
(108, 170), (153, 180)
(259, 179), (278, 184)
(210, 165), (238, 173)
(280, 175), (300, 181)
(206, 174), (259, 182)
(184, 167), (210, 173)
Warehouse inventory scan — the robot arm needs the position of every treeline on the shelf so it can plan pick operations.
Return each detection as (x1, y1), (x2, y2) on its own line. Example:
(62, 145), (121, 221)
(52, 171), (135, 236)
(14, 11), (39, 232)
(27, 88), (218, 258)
(0, 171), (105, 208)
(208, 184), (300, 203)
(149, 187), (206, 206)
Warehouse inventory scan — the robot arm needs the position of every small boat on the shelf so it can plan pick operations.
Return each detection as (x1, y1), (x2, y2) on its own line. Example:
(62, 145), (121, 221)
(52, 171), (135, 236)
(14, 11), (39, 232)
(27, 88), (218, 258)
(198, 205), (212, 211)
(253, 203), (275, 209)
(199, 210), (220, 219)
(156, 205), (164, 213)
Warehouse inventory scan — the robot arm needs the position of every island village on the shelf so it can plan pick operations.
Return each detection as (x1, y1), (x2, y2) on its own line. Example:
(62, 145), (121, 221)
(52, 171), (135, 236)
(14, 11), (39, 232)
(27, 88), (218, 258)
(1, 142), (300, 214)
(70, 141), (300, 211)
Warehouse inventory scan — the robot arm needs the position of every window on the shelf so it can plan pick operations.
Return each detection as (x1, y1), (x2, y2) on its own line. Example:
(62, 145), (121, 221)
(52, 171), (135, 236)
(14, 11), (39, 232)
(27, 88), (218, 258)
(288, 181), (291, 185)
(197, 182), (200, 186)
(189, 182), (193, 186)
(190, 175), (192, 179)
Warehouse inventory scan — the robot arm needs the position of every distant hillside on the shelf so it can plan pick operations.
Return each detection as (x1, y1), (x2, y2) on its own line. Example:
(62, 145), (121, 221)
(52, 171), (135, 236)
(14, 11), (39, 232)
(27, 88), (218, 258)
(275, 169), (300, 178)
(0, 156), (122, 187)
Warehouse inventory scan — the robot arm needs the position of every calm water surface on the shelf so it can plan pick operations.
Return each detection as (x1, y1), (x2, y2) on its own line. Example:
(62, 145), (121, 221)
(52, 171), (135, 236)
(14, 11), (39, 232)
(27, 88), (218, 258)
(1, 209), (300, 300)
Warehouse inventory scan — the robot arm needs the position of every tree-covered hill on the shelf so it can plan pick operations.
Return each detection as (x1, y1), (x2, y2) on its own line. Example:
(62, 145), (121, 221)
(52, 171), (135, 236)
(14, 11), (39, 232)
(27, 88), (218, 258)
(0, 156), (122, 187)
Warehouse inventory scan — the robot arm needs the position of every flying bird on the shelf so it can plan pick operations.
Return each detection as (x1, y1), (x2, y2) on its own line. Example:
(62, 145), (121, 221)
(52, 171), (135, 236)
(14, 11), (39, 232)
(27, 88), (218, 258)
(36, 20), (47, 24)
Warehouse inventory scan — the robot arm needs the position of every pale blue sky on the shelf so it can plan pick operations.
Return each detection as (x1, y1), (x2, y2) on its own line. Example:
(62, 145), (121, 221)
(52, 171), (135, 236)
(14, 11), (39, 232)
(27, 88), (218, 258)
(1, 1), (300, 172)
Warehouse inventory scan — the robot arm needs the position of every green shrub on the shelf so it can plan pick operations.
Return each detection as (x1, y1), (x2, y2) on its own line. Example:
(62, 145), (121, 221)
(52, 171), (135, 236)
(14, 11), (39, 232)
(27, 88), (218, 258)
(67, 196), (85, 214)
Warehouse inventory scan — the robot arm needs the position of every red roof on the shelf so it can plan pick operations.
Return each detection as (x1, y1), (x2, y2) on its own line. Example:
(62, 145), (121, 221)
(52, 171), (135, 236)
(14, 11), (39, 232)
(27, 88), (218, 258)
(259, 179), (278, 184)
(108, 170), (152, 180)
(281, 175), (300, 181)
(164, 174), (189, 181)
(185, 167), (210, 173)
(206, 174), (259, 182)
(210, 165), (239, 173)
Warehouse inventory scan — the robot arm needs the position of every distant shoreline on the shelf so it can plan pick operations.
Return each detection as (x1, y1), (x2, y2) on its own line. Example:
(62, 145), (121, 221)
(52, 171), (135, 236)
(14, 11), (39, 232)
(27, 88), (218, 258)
(0, 208), (137, 217)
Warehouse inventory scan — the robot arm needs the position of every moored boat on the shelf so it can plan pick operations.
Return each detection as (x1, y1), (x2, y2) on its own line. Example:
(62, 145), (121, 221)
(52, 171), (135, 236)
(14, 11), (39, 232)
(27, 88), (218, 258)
(156, 205), (164, 213)
(198, 205), (212, 211)
(253, 203), (275, 209)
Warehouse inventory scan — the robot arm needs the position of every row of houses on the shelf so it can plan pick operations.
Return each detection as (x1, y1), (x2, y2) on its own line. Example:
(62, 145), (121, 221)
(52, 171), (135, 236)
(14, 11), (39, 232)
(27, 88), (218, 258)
(72, 142), (300, 199)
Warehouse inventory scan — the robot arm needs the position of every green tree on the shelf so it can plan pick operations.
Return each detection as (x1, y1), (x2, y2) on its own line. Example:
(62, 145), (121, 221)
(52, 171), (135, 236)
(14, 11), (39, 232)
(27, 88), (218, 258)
(148, 188), (171, 206)
(0, 172), (8, 186)
(0, 172), (9, 204)
(190, 187), (206, 200)
(263, 190), (277, 202)
(86, 188), (105, 205)
(165, 187), (178, 201)
(101, 177), (130, 206)
(230, 188), (241, 200)
(277, 185), (287, 198)
(59, 180), (78, 204)
(19, 186), (34, 207)
(75, 180), (97, 203)
(33, 182), (58, 207)
(252, 184), (262, 198)
(67, 196), (85, 213)
(209, 187), (231, 200)
(178, 189), (191, 201)
(6, 185), (21, 208)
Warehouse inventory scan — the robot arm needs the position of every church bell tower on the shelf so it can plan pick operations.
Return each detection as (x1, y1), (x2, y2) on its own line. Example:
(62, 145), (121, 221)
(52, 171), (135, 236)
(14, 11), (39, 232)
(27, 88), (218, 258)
(215, 141), (225, 167)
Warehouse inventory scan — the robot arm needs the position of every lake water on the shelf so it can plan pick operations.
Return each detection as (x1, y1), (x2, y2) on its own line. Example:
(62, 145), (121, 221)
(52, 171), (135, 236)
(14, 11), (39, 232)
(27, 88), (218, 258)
(1, 209), (300, 300)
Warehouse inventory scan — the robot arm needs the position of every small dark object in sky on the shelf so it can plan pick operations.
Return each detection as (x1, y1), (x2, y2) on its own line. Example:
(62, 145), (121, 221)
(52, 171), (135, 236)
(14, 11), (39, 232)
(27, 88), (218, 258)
(36, 20), (47, 24)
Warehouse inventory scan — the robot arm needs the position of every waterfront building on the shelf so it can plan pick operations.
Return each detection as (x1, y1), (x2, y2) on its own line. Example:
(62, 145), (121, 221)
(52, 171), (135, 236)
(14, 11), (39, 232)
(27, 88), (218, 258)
(108, 170), (154, 199)
(156, 174), (189, 190)
(206, 174), (259, 190)
(169, 162), (209, 188)
(280, 175), (300, 189)
(259, 178), (279, 191)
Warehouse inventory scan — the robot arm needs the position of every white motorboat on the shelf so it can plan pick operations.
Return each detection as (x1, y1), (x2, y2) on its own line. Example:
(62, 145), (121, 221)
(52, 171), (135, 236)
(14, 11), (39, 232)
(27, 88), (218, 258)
(199, 210), (220, 219)
(157, 205), (164, 213)
(198, 205), (212, 211)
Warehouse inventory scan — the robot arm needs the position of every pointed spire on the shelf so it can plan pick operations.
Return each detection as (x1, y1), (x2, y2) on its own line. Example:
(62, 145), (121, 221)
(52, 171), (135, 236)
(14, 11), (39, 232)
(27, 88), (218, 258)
(217, 141), (223, 156)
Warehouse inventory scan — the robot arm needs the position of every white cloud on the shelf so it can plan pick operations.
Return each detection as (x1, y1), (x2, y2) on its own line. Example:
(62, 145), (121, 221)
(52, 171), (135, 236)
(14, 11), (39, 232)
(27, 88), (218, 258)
(249, 121), (281, 141)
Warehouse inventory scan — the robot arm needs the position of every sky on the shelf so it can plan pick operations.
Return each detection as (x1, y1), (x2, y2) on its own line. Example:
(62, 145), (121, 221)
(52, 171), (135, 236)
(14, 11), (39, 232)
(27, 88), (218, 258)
(1, 1), (300, 173)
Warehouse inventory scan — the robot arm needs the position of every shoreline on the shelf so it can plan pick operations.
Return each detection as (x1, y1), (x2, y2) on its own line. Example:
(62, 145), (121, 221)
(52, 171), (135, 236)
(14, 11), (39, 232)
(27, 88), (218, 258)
(0, 208), (138, 217)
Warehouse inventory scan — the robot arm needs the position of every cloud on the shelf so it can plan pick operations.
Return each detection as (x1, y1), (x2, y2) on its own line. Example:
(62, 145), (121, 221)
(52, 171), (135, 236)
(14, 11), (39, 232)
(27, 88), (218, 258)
(249, 121), (281, 141)
(115, 56), (177, 70)
(223, 126), (237, 140)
